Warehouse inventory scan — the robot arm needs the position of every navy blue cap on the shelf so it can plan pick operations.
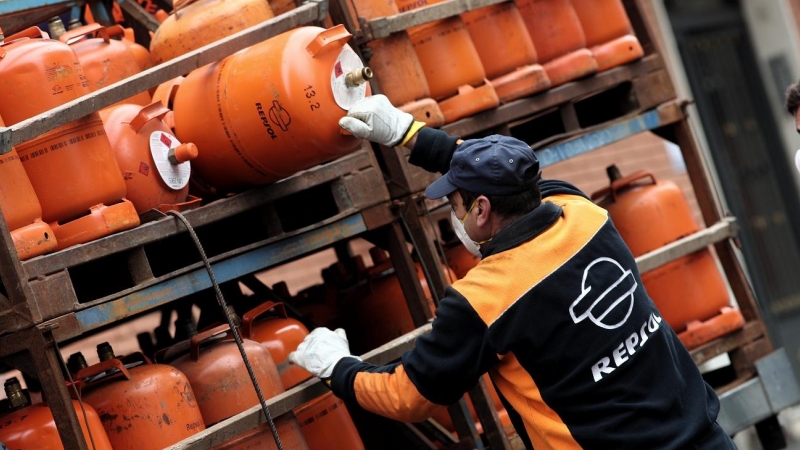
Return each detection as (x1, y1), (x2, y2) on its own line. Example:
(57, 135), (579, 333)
(425, 135), (540, 199)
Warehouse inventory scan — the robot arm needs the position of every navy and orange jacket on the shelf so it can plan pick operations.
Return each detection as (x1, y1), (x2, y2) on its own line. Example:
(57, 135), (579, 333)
(329, 128), (722, 449)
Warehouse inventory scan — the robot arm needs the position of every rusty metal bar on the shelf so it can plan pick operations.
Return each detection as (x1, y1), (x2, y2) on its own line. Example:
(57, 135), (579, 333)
(386, 220), (435, 326)
(469, 377), (512, 450)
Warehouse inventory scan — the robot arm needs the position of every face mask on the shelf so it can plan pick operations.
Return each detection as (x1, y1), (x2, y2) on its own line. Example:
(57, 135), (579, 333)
(451, 209), (482, 259)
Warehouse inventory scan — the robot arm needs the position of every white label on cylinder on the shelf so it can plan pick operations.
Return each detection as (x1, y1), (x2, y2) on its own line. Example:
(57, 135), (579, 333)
(149, 131), (191, 190)
(331, 45), (368, 110)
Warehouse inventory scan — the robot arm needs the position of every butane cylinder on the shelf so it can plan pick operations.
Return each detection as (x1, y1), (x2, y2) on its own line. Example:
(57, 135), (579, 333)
(103, 102), (201, 214)
(516, 0), (598, 86)
(0, 114), (58, 260)
(591, 166), (739, 335)
(571, 0), (644, 71)
(242, 302), (365, 450)
(167, 324), (310, 450)
(344, 0), (444, 126)
(394, 0), (499, 123)
(60, 23), (151, 107)
(76, 347), (206, 450)
(0, 377), (114, 450)
(461, 3), (550, 103)
(149, 0), (275, 64)
(172, 25), (369, 192)
(0, 27), (140, 250)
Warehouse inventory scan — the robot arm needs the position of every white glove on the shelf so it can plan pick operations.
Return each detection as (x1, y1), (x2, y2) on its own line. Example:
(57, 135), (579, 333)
(288, 327), (360, 379)
(339, 94), (414, 147)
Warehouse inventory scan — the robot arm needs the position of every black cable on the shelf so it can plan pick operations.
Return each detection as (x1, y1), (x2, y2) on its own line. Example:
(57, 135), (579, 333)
(167, 211), (284, 450)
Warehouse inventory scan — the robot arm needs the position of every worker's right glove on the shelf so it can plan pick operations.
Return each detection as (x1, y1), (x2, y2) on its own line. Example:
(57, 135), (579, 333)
(288, 327), (360, 380)
(339, 94), (424, 147)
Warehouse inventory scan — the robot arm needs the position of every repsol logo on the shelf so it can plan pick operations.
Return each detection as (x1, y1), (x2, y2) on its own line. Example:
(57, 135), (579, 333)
(590, 312), (663, 382)
(399, 0), (427, 12)
(255, 103), (278, 140)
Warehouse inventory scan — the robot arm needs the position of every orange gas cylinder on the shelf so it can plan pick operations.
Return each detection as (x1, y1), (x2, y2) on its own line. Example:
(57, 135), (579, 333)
(0, 377), (114, 450)
(115, 26), (154, 72)
(345, 0), (444, 126)
(0, 114), (58, 260)
(571, 0), (644, 71)
(269, 0), (297, 16)
(60, 24), (152, 107)
(394, 0), (499, 123)
(444, 242), (480, 279)
(0, 27), (140, 250)
(148, 0), (275, 64)
(166, 324), (309, 450)
(591, 166), (744, 348)
(75, 346), (206, 450)
(346, 247), (451, 350)
(242, 302), (366, 450)
(461, 3), (550, 103)
(242, 301), (313, 387)
(172, 25), (369, 192)
(515, 0), (598, 87)
(103, 102), (202, 214)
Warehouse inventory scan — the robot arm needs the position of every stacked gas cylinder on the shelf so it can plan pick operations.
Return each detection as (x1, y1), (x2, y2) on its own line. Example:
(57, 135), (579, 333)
(0, 0), (370, 259)
(0, 300), (366, 450)
(348, 0), (645, 125)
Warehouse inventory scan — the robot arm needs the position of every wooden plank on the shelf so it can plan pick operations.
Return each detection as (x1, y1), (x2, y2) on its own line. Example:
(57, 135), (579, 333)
(0, 1), (327, 153)
(358, 0), (508, 41)
(165, 323), (432, 450)
(634, 218), (737, 273)
(25, 150), (374, 276)
(441, 55), (663, 138)
(690, 321), (764, 366)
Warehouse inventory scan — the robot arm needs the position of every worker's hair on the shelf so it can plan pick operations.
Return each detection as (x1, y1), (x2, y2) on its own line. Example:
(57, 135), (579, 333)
(458, 182), (542, 219)
(786, 80), (800, 115)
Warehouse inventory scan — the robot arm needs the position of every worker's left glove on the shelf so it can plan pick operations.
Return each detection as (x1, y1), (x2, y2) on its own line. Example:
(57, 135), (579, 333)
(288, 327), (360, 379)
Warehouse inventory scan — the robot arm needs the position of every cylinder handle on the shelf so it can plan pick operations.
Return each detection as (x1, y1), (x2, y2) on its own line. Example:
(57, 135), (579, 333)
(59, 23), (109, 45)
(306, 24), (352, 57)
(590, 169), (657, 202)
(241, 301), (288, 339)
(190, 324), (233, 361)
(3, 26), (48, 46)
(130, 101), (171, 132)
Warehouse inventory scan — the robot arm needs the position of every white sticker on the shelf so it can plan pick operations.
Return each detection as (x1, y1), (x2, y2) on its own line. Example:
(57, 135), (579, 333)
(331, 45), (368, 110)
(149, 131), (191, 190)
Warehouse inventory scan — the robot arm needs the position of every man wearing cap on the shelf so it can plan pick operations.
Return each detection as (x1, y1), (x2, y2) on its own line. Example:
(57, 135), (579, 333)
(289, 95), (735, 449)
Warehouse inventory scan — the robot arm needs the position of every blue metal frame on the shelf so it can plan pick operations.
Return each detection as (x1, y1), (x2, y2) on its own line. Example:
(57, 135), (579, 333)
(536, 109), (664, 168)
(73, 213), (368, 333)
(0, 0), (81, 16)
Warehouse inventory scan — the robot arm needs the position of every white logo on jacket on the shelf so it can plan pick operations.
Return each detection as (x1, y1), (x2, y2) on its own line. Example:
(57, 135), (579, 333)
(569, 257), (637, 330)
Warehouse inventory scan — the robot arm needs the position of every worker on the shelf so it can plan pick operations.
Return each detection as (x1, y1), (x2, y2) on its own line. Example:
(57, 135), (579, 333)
(289, 95), (736, 449)
(786, 82), (800, 173)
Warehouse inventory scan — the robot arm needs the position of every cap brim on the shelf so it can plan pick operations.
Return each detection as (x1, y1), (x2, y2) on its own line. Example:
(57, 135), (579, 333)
(425, 174), (458, 199)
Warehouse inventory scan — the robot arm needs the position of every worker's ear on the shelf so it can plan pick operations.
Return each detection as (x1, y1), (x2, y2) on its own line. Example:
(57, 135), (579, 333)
(474, 196), (491, 227)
